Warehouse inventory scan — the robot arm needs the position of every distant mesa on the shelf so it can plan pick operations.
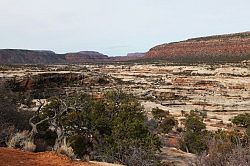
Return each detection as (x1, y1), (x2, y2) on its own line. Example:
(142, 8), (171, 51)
(0, 32), (250, 64)
(0, 49), (144, 64)
(112, 52), (145, 61)
(127, 52), (145, 57)
(145, 32), (250, 63)
(0, 49), (110, 64)
(65, 51), (109, 63)
(0, 49), (64, 64)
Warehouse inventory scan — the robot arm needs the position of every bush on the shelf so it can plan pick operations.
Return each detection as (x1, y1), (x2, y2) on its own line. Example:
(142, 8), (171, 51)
(0, 125), (14, 147)
(231, 113), (250, 127)
(188, 128), (250, 166)
(97, 77), (109, 85)
(30, 90), (161, 164)
(7, 131), (29, 149)
(57, 145), (76, 159)
(151, 107), (177, 134)
(179, 130), (209, 154)
(191, 139), (250, 166)
(159, 116), (177, 134)
(152, 107), (168, 121)
(185, 114), (206, 133)
(68, 135), (92, 160)
(92, 91), (161, 165)
(231, 113), (250, 139)
(178, 112), (209, 154)
(121, 147), (160, 166)
(0, 87), (32, 147)
(23, 141), (36, 152)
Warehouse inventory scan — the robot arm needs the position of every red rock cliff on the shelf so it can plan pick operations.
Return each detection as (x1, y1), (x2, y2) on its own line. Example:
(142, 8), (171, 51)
(146, 32), (250, 63)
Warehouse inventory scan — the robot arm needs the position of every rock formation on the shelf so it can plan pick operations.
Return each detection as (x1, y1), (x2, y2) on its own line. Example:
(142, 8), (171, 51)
(146, 32), (250, 63)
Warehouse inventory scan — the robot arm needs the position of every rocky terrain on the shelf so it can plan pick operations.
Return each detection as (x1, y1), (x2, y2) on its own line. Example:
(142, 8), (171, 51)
(99, 62), (250, 131)
(0, 61), (249, 166)
(146, 32), (250, 63)
(1, 62), (249, 131)
(1, 32), (250, 166)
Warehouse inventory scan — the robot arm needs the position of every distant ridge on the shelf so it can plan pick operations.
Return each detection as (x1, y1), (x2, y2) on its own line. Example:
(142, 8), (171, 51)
(1, 32), (250, 64)
(65, 51), (109, 63)
(146, 32), (250, 63)
(0, 49), (143, 64)
(0, 49), (109, 64)
(0, 49), (65, 64)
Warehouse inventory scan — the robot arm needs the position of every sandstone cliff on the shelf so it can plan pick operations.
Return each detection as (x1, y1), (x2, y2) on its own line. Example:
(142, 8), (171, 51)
(146, 32), (250, 63)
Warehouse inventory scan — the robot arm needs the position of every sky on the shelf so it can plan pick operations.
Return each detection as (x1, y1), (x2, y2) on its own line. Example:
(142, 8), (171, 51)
(0, 0), (250, 56)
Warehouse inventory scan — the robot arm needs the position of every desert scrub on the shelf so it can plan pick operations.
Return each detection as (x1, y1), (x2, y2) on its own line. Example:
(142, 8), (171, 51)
(23, 141), (36, 152)
(7, 131), (29, 149)
(57, 145), (76, 159)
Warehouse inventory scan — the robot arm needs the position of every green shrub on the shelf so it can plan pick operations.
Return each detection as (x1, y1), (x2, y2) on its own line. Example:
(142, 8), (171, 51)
(93, 91), (161, 165)
(152, 107), (168, 121)
(179, 112), (209, 154)
(68, 135), (92, 160)
(159, 116), (177, 134)
(231, 113), (250, 127)
(36, 90), (161, 164)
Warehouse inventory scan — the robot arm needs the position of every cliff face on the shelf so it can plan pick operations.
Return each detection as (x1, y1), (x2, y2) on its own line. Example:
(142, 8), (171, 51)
(0, 49), (65, 64)
(146, 32), (250, 63)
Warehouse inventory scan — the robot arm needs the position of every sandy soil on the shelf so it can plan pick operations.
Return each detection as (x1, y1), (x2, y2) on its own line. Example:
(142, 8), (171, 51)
(0, 148), (100, 166)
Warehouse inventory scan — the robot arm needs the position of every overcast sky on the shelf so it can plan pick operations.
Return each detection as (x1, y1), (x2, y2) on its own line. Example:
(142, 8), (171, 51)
(0, 0), (249, 56)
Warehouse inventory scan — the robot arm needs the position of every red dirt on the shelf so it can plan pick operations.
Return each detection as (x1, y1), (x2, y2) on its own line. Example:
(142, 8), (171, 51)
(0, 148), (100, 166)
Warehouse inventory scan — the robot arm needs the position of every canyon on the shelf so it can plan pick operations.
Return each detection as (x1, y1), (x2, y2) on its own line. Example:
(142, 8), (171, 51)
(0, 60), (249, 165)
(1, 31), (250, 165)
